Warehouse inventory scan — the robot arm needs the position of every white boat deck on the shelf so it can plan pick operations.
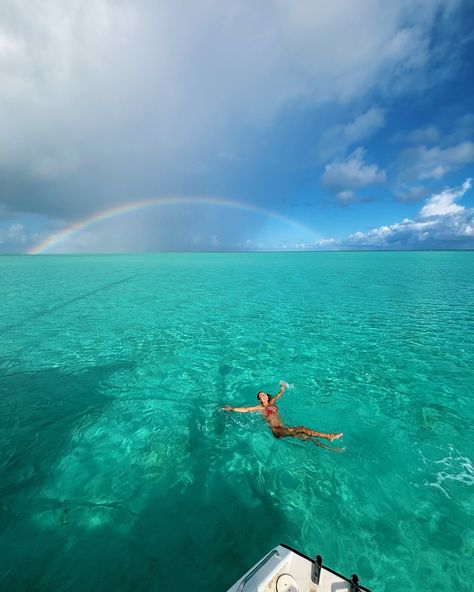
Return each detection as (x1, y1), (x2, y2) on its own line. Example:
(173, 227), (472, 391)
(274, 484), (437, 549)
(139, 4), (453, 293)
(227, 544), (371, 592)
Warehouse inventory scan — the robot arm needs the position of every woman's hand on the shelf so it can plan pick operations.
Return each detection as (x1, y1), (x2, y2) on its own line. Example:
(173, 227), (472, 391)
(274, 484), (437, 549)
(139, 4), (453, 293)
(222, 405), (233, 411)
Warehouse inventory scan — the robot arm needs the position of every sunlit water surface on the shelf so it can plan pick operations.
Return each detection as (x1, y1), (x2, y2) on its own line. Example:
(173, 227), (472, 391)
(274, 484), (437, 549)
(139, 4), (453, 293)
(0, 253), (473, 591)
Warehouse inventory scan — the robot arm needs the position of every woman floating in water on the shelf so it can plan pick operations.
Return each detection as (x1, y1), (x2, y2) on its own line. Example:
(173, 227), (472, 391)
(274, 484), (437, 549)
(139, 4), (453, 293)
(223, 382), (343, 444)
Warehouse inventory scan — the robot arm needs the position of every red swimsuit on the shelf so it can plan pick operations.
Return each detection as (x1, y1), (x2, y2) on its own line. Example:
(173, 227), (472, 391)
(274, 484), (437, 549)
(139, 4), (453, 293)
(265, 405), (278, 416)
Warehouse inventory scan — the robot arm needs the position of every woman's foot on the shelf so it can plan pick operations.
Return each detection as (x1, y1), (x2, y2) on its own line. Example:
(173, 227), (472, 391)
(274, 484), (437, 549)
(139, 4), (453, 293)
(328, 432), (343, 442)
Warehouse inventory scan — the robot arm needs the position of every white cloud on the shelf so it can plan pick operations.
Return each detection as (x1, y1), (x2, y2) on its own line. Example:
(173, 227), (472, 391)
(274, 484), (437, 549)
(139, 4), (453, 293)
(322, 147), (386, 189)
(419, 178), (472, 217)
(292, 178), (474, 250)
(399, 141), (474, 181)
(345, 210), (474, 247)
(7, 223), (27, 243)
(348, 219), (433, 246)
(313, 238), (342, 249)
(320, 107), (385, 159)
(0, 222), (29, 246)
(332, 179), (474, 248)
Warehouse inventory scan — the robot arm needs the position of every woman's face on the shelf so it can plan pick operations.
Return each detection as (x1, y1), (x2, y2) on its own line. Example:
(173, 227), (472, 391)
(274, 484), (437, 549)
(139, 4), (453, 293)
(258, 392), (269, 405)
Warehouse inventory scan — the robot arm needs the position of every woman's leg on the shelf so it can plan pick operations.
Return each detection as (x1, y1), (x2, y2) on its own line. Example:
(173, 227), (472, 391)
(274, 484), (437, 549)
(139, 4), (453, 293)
(270, 425), (344, 451)
(271, 427), (312, 441)
(286, 425), (343, 442)
(271, 426), (290, 439)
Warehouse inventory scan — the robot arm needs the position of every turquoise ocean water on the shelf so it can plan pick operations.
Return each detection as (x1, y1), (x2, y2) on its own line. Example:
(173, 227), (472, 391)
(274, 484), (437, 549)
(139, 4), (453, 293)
(0, 252), (473, 591)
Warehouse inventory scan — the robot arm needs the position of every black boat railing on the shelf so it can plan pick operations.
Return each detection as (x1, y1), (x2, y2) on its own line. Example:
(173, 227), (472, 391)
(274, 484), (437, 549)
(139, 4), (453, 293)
(280, 543), (372, 592)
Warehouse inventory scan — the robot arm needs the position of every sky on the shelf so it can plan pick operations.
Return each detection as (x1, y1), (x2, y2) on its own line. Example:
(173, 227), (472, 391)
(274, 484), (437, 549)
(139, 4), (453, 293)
(0, 0), (473, 253)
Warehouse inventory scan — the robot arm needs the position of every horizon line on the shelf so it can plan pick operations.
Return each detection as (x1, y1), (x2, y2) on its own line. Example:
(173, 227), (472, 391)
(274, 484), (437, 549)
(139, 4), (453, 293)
(1, 247), (472, 256)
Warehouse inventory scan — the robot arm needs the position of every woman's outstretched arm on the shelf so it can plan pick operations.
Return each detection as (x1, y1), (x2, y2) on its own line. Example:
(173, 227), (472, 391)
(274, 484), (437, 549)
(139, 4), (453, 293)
(222, 405), (261, 413)
(269, 383), (287, 405)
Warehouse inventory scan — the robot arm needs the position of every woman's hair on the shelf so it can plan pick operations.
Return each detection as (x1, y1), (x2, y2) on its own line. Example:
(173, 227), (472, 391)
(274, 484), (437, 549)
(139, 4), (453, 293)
(257, 391), (268, 401)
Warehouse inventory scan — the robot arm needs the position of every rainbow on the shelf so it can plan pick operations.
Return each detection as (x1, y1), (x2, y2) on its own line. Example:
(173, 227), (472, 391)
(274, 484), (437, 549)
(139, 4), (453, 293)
(28, 196), (317, 254)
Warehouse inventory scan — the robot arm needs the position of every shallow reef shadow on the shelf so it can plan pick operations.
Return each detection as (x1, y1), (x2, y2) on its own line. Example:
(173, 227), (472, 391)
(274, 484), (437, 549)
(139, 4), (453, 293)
(0, 361), (135, 528)
(0, 391), (291, 592)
